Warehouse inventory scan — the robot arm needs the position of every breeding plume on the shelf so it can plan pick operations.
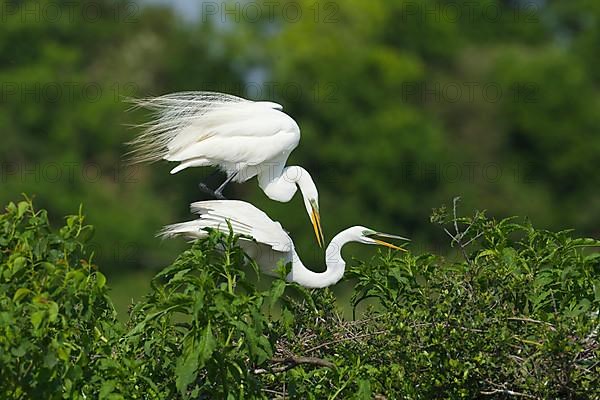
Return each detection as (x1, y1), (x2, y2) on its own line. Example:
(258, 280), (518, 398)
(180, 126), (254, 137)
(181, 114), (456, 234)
(128, 91), (323, 246)
(160, 200), (409, 288)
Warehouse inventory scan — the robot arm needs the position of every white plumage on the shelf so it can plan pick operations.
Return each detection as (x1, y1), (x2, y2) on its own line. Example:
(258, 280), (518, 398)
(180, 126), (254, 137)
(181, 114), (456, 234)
(128, 91), (323, 246)
(160, 200), (409, 288)
(129, 92), (298, 178)
(164, 200), (293, 252)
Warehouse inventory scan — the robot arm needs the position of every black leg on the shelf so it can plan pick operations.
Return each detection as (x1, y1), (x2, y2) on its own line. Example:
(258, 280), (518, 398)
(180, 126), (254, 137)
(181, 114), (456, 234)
(198, 182), (227, 199)
(198, 170), (228, 200)
(213, 173), (238, 198)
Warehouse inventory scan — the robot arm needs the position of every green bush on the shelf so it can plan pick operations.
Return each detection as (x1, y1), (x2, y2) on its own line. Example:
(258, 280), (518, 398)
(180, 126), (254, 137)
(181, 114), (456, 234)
(122, 231), (280, 398)
(0, 198), (123, 398)
(1, 198), (599, 399)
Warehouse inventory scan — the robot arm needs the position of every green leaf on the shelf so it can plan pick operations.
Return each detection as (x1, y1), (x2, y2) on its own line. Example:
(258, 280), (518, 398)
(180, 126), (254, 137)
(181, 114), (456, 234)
(254, 335), (273, 364)
(502, 247), (517, 265)
(175, 323), (216, 394)
(566, 299), (591, 317)
(593, 280), (600, 302)
(66, 270), (86, 285)
(570, 238), (600, 247)
(355, 379), (371, 399)
(175, 348), (197, 394)
(415, 273), (427, 287)
(66, 215), (78, 229)
(13, 287), (31, 302)
(99, 380), (116, 399)
(171, 268), (192, 284)
(48, 302), (59, 323)
(77, 225), (95, 242)
(475, 249), (497, 263)
(57, 346), (69, 361)
(6, 201), (16, 214)
(96, 272), (107, 289)
(41, 262), (55, 272)
(44, 351), (58, 369)
(31, 310), (45, 331)
(534, 274), (554, 288)
(11, 343), (27, 357)
(269, 279), (286, 307)
(17, 201), (29, 218)
(12, 256), (27, 273)
(197, 322), (217, 367)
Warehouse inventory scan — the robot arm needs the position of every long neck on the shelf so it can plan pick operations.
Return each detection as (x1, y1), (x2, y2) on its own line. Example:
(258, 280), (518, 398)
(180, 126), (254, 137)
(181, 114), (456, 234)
(258, 166), (303, 203)
(287, 230), (351, 289)
(285, 165), (312, 189)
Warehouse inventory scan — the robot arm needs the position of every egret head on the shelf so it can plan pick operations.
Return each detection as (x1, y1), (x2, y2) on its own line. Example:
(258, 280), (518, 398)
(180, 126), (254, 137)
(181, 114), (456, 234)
(352, 226), (410, 251)
(290, 166), (324, 248)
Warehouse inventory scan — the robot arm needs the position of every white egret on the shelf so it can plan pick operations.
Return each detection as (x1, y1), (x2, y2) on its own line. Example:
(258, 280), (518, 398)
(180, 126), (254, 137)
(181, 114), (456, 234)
(128, 91), (324, 246)
(159, 200), (409, 289)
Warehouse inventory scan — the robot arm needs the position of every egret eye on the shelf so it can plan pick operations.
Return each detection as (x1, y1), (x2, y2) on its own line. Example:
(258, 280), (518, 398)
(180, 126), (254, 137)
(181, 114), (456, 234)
(362, 230), (376, 237)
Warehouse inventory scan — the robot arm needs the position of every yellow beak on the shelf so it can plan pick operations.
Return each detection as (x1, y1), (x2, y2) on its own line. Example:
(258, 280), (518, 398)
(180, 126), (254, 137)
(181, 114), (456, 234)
(373, 239), (408, 252)
(372, 232), (410, 252)
(310, 206), (324, 248)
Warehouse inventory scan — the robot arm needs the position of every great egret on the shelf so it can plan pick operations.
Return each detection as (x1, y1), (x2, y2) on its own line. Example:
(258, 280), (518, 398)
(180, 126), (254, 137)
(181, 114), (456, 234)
(128, 91), (324, 246)
(159, 200), (409, 289)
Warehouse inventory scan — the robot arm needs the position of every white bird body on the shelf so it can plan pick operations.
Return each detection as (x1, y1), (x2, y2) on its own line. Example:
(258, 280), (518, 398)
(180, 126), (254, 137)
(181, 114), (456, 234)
(129, 92), (323, 245)
(129, 92), (299, 179)
(165, 102), (300, 179)
(160, 200), (408, 288)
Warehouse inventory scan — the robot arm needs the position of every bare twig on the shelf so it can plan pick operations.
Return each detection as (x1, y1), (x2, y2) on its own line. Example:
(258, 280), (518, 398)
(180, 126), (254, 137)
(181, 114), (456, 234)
(482, 380), (539, 398)
(480, 388), (537, 398)
(253, 356), (334, 375)
(441, 197), (482, 265)
(453, 197), (461, 239)
(507, 317), (557, 331)
(462, 231), (484, 247)
(261, 388), (286, 398)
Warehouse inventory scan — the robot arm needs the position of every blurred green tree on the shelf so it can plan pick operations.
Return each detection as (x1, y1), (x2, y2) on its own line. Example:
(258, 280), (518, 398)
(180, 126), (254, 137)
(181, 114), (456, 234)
(0, 0), (245, 271)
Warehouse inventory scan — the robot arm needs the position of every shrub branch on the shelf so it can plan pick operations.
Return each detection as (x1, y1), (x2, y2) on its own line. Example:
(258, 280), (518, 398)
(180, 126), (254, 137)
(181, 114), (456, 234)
(253, 356), (334, 375)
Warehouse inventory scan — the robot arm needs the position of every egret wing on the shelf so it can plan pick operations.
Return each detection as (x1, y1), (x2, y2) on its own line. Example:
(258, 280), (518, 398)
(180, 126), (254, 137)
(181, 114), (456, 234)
(190, 200), (293, 253)
(127, 91), (290, 163)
